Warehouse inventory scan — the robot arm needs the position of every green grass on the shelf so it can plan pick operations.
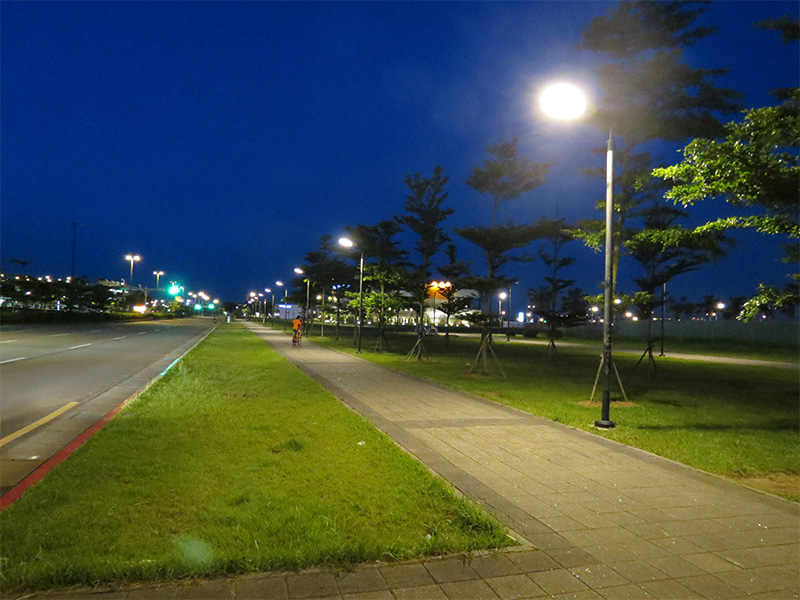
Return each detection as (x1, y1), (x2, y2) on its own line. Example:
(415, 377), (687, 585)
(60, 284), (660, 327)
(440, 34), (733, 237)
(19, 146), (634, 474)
(0, 325), (510, 592)
(312, 329), (800, 500)
(285, 320), (799, 361)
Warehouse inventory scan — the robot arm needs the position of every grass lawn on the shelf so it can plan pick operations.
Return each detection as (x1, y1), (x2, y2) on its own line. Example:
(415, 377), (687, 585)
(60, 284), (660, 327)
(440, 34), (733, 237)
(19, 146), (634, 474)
(311, 328), (800, 501)
(0, 325), (510, 592)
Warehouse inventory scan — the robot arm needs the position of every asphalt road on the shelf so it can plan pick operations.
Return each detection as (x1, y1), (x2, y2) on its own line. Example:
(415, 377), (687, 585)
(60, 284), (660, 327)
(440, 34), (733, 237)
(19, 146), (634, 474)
(0, 318), (216, 494)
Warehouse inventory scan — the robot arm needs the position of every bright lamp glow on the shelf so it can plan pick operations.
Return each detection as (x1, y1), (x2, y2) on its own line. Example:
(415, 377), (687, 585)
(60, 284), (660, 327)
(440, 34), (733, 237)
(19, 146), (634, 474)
(338, 237), (354, 248)
(539, 83), (588, 121)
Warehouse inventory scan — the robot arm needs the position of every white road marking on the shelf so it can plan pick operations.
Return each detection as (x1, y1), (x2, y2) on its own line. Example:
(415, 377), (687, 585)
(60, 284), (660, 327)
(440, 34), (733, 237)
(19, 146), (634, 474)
(0, 357), (26, 365)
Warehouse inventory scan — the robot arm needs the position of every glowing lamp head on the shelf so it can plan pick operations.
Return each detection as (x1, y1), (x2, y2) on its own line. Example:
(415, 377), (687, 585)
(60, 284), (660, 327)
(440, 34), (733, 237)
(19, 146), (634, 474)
(338, 237), (354, 248)
(539, 83), (588, 121)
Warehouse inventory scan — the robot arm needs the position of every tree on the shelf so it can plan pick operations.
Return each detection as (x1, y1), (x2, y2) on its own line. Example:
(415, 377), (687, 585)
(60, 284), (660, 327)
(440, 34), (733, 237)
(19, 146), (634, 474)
(561, 287), (590, 317)
(669, 296), (696, 321)
(575, 0), (743, 297)
(301, 235), (355, 336)
(343, 221), (409, 352)
(466, 137), (549, 228)
(653, 90), (800, 319)
(756, 15), (800, 44)
(396, 165), (454, 359)
(626, 204), (732, 372)
(437, 244), (474, 341)
(528, 217), (579, 358)
(459, 137), (549, 375)
(457, 223), (543, 295)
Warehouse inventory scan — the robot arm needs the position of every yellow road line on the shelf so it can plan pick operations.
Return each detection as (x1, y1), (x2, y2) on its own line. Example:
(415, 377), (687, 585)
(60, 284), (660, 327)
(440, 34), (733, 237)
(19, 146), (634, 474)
(0, 402), (80, 447)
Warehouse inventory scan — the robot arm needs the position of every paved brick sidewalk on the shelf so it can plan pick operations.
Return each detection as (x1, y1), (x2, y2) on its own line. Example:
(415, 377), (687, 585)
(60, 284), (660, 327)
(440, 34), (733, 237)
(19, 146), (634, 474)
(32, 325), (799, 600)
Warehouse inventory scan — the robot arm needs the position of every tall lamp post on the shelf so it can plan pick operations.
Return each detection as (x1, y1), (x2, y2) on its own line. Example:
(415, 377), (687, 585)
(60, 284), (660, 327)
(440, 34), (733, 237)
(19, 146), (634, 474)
(274, 281), (285, 328)
(338, 237), (364, 353)
(264, 288), (271, 324)
(125, 254), (140, 286)
(540, 81), (616, 429)
(430, 282), (439, 326)
(125, 254), (141, 311)
(294, 267), (311, 324)
(152, 270), (164, 310)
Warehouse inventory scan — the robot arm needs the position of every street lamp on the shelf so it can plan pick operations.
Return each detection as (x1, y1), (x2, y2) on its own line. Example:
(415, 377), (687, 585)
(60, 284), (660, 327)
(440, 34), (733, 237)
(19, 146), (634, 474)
(125, 254), (140, 286)
(430, 282), (439, 326)
(435, 281), (452, 326)
(294, 267), (311, 324)
(264, 288), (272, 323)
(275, 280), (287, 327)
(540, 81), (616, 429)
(339, 237), (364, 353)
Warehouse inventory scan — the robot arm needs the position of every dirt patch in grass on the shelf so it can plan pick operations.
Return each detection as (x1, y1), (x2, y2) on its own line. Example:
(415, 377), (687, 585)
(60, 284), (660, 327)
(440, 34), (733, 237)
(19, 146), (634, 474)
(728, 473), (800, 501)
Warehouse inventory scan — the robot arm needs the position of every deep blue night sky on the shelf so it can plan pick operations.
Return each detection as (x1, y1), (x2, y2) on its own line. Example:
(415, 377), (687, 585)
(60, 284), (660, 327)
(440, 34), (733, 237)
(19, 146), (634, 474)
(2, 1), (797, 308)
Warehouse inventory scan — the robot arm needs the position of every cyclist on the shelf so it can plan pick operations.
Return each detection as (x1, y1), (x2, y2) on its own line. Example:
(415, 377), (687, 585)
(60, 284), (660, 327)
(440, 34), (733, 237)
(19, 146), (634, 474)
(292, 316), (303, 345)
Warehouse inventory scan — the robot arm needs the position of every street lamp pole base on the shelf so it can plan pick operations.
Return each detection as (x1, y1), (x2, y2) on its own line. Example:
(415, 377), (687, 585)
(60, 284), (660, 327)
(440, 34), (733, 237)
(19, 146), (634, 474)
(594, 419), (616, 429)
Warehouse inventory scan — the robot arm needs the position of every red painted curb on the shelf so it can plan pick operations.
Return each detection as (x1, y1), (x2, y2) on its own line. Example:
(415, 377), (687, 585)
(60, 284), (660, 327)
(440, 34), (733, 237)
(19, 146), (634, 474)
(0, 326), (215, 511)
(0, 396), (135, 511)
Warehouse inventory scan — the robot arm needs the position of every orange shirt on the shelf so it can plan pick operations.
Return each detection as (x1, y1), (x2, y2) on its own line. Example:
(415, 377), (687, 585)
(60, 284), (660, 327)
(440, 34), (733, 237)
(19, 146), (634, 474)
(292, 318), (302, 331)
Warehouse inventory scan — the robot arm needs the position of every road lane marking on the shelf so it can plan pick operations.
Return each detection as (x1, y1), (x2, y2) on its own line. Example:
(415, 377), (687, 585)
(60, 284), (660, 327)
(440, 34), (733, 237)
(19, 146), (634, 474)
(113, 336), (127, 340)
(51, 333), (69, 337)
(0, 357), (27, 365)
(69, 343), (93, 350)
(0, 340), (18, 344)
(137, 332), (147, 336)
(0, 402), (80, 447)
